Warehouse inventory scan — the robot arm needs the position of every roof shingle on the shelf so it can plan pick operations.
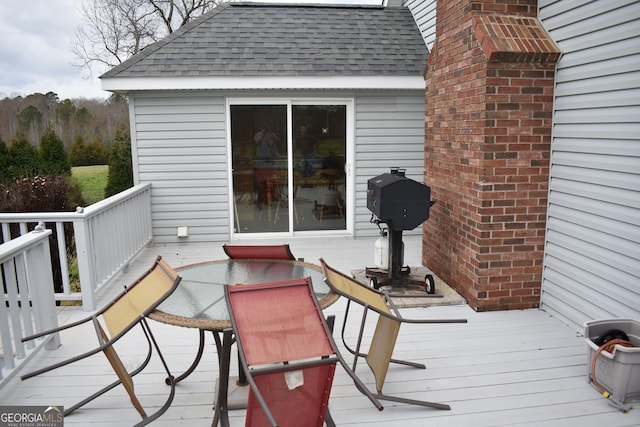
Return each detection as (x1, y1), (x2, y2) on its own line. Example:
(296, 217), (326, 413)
(101, 3), (427, 80)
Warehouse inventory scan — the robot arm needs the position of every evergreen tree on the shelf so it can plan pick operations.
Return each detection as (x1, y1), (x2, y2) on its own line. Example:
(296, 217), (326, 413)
(39, 127), (70, 176)
(86, 138), (108, 164)
(0, 139), (10, 184)
(9, 132), (41, 178)
(105, 127), (133, 197)
(17, 105), (44, 145)
(56, 99), (76, 124)
(69, 134), (88, 166)
(17, 105), (43, 131)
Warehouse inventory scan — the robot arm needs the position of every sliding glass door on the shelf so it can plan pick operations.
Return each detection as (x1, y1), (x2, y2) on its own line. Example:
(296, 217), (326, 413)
(230, 101), (348, 234)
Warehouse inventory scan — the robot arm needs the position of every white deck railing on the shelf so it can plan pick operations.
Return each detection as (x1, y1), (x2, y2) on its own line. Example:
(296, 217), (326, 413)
(0, 226), (60, 389)
(0, 183), (153, 311)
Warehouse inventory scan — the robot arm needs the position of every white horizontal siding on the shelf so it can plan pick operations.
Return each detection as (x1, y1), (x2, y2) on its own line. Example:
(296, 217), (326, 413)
(539, 0), (640, 331)
(405, 0), (437, 51)
(354, 92), (427, 237)
(131, 91), (230, 244)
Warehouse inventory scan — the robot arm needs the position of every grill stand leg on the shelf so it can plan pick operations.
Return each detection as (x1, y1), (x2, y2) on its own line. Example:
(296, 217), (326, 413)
(366, 228), (442, 296)
(388, 229), (404, 280)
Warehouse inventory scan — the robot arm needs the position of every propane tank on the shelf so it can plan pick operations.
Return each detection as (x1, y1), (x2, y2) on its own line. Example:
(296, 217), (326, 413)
(374, 229), (389, 269)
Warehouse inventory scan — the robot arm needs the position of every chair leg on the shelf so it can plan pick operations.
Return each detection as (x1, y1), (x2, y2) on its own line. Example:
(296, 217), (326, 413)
(64, 376), (134, 417)
(339, 300), (373, 372)
(133, 319), (177, 426)
(274, 200), (281, 224)
(274, 198), (299, 225)
(65, 321), (177, 425)
(373, 392), (451, 411)
(338, 304), (449, 411)
(339, 302), (426, 370)
(233, 195), (241, 231)
(168, 328), (206, 385)
(334, 349), (385, 412)
(63, 324), (155, 417)
(326, 315), (335, 334)
(324, 408), (337, 427)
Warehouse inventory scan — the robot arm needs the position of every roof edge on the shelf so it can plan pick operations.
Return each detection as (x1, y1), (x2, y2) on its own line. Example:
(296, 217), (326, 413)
(231, 2), (386, 9)
(101, 75), (426, 92)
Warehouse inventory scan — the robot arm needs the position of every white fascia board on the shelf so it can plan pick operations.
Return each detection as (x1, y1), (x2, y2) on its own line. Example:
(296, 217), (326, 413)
(101, 75), (426, 92)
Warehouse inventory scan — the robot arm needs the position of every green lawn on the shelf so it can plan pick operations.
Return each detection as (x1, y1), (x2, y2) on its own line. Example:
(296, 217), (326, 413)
(72, 165), (109, 205)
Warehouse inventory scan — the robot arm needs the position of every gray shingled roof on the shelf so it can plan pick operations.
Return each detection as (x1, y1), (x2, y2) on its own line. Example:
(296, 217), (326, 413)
(101, 3), (427, 79)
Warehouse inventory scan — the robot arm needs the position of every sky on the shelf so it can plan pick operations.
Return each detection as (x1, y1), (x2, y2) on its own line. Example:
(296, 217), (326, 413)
(0, 0), (386, 101)
(0, 0), (109, 100)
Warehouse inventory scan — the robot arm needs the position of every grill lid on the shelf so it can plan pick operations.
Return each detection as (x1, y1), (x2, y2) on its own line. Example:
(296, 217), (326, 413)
(367, 168), (433, 231)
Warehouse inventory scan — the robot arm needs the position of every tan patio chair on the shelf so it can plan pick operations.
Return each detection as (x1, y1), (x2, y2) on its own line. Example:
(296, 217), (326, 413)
(222, 243), (297, 260)
(319, 258), (467, 410)
(21, 255), (182, 426)
(224, 277), (382, 426)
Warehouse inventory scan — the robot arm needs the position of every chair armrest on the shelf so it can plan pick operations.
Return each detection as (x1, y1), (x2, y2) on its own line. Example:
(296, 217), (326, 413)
(22, 315), (93, 343)
(376, 303), (467, 324)
(399, 317), (468, 324)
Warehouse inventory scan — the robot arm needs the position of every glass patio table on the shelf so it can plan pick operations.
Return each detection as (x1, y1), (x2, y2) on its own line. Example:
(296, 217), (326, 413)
(148, 258), (338, 426)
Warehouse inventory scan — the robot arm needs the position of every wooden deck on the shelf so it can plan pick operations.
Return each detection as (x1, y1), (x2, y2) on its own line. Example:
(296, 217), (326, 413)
(1, 236), (637, 426)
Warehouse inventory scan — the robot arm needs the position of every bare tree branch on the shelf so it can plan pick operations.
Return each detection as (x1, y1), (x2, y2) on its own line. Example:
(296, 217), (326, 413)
(72, 0), (225, 77)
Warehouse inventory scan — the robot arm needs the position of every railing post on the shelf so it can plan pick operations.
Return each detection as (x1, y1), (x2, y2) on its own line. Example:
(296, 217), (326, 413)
(25, 227), (60, 350)
(73, 207), (96, 311)
(55, 221), (71, 295)
(0, 274), (14, 369)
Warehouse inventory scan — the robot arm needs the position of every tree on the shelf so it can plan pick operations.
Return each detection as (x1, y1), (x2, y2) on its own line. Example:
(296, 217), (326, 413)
(18, 105), (44, 144)
(105, 127), (133, 197)
(56, 99), (77, 125)
(69, 135), (108, 166)
(55, 98), (77, 142)
(9, 133), (41, 179)
(69, 135), (88, 166)
(86, 138), (108, 164)
(72, 0), (225, 77)
(0, 138), (10, 184)
(75, 107), (91, 124)
(40, 128), (71, 176)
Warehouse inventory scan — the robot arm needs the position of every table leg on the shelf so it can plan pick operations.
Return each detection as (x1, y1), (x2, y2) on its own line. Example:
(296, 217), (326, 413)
(212, 329), (232, 427)
(237, 348), (247, 386)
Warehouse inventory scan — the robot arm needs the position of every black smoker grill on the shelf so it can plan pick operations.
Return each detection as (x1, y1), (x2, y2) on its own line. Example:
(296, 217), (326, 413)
(366, 168), (437, 293)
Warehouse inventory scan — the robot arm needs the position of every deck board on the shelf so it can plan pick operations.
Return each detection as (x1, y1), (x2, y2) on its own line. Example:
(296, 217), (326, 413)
(1, 236), (637, 426)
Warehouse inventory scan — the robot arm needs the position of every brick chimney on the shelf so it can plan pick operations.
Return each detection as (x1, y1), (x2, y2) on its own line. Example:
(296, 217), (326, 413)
(423, 0), (560, 311)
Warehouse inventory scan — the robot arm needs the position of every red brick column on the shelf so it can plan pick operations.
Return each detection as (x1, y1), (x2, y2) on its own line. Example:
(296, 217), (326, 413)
(423, 0), (560, 311)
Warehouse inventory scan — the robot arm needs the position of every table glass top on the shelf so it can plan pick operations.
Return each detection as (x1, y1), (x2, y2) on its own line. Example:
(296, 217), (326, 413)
(155, 259), (329, 322)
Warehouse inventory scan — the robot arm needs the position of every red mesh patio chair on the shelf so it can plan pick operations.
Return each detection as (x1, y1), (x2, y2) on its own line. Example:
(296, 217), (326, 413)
(21, 256), (181, 426)
(224, 277), (382, 427)
(319, 258), (467, 410)
(222, 244), (297, 260)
